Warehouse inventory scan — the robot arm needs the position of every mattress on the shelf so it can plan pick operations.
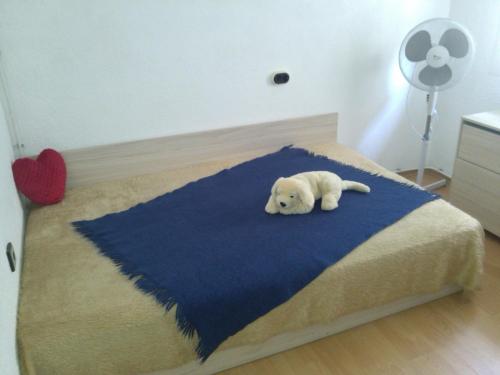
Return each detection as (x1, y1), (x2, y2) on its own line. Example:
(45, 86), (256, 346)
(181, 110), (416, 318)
(17, 143), (484, 375)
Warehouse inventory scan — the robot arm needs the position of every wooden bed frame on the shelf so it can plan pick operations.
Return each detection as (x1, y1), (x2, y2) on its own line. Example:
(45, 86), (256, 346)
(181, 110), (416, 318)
(62, 113), (338, 188)
(59, 113), (461, 375)
(147, 285), (460, 375)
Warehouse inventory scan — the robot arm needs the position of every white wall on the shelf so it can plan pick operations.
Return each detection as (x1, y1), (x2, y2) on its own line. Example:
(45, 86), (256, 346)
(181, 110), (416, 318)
(429, 0), (500, 175)
(0, 0), (449, 172)
(0, 99), (24, 375)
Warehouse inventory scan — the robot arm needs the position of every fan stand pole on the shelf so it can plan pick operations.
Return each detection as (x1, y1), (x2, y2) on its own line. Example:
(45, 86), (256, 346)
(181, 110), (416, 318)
(415, 91), (435, 185)
(416, 90), (446, 190)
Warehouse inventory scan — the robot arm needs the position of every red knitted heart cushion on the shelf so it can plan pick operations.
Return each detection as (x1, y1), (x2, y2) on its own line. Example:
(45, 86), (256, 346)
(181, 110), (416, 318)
(12, 149), (66, 205)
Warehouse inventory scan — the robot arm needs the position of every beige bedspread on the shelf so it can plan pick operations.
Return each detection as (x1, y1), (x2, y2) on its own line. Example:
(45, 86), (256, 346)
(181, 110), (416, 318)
(18, 143), (484, 375)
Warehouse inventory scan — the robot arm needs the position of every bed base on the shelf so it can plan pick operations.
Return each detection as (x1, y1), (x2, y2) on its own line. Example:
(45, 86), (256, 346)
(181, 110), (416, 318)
(145, 284), (461, 375)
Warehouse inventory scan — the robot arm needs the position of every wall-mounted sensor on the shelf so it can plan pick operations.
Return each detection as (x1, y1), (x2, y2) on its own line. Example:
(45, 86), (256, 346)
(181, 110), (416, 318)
(273, 72), (290, 85)
(6, 242), (16, 272)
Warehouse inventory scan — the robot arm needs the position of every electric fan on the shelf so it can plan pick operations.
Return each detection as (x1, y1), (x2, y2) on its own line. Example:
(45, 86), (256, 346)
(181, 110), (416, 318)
(399, 18), (475, 188)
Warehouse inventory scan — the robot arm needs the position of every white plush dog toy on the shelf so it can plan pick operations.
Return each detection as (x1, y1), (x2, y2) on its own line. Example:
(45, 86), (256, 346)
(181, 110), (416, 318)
(265, 171), (370, 215)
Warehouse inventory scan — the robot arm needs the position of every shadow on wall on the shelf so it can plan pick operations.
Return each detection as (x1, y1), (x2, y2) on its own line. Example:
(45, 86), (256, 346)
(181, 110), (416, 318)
(356, 59), (409, 162)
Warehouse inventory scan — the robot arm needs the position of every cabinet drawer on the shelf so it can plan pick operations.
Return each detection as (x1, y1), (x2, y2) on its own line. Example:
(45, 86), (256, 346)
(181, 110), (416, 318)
(458, 123), (500, 174)
(450, 158), (500, 236)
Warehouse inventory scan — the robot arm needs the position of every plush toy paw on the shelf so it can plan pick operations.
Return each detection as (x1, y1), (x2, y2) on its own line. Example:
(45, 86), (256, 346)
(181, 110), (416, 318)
(321, 194), (338, 211)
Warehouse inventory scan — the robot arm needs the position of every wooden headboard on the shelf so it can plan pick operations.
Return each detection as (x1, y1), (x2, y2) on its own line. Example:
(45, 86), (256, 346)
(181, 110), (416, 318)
(63, 113), (338, 188)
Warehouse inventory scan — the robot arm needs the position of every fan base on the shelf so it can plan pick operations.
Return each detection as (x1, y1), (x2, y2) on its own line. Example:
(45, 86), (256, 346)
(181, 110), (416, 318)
(422, 178), (447, 191)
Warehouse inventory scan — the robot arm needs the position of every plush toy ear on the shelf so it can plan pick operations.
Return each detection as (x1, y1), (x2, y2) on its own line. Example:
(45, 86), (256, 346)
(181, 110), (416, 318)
(265, 195), (279, 214)
(297, 181), (315, 212)
(265, 177), (283, 214)
(271, 177), (284, 195)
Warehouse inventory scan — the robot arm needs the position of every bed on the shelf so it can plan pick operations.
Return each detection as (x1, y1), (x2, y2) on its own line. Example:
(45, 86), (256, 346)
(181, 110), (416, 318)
(17, 114), (484, 375)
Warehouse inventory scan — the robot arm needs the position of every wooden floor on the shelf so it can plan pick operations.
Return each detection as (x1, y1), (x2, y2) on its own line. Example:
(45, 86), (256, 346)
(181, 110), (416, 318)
(221, 170), (500, 375)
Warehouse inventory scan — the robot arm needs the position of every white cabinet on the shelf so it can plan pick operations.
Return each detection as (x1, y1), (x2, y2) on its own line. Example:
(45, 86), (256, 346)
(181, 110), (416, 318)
(450, 111), (500, 237)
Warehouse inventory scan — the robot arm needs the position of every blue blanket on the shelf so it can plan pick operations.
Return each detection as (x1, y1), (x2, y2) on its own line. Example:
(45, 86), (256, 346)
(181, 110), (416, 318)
(73, 147), (438, 360)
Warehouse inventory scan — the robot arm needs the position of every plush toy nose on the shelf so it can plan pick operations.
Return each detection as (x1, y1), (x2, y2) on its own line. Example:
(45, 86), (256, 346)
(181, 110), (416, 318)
(280, 202), (286, 207)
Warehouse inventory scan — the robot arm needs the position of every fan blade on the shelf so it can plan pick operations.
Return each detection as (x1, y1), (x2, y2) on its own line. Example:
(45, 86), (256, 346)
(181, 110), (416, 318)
(419, 64), (452, 86)
(439, 28), (469, 58)
(405, 30), (432, 62)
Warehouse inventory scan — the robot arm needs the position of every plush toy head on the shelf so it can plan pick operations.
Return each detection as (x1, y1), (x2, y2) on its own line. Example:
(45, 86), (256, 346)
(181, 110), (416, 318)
(265, 177), (315, 215)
